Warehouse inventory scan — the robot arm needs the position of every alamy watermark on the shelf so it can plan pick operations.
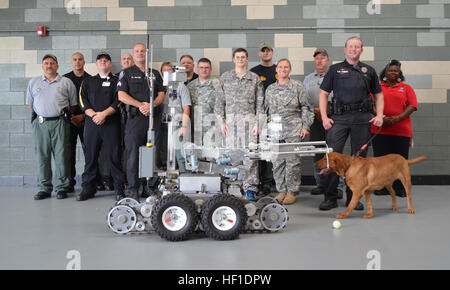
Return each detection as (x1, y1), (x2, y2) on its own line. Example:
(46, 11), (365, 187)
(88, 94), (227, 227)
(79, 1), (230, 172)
(367, 0), (381, 15)
(66, 0), (81, 15)
(366, 249), (381, 270)
(66, 249), (81, 270)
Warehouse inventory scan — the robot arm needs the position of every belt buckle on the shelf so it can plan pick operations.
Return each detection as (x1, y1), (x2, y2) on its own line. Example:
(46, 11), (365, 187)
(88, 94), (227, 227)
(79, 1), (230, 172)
(38, 116), (44, 123)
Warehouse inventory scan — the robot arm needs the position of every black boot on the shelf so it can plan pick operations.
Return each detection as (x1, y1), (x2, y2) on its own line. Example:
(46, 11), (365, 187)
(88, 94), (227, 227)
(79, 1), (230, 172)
(77, 189), (96, 201)
(115, 186), (125, 201)
(319, 200), (338, 211)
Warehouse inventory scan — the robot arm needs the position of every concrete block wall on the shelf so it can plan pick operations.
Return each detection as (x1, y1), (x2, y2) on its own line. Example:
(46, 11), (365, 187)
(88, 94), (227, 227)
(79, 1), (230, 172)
(0, 0), (449, 185)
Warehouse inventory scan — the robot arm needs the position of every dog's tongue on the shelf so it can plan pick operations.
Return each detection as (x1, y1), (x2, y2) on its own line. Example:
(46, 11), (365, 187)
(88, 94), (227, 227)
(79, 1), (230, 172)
(318, 168), (331, 175)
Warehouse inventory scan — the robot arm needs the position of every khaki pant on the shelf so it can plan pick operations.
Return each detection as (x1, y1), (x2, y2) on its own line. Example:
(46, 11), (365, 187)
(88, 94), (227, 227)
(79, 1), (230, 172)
(32, 118), (70, 193)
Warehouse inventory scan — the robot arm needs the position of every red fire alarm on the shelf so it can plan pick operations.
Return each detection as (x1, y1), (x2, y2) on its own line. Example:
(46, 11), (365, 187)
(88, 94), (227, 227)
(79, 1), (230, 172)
(36, 26), (47, 37)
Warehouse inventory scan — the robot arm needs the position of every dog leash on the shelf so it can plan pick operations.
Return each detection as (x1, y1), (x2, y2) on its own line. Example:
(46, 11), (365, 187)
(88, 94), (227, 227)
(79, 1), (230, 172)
(354, 125), (382, 157)
(325, 143), (330, 169)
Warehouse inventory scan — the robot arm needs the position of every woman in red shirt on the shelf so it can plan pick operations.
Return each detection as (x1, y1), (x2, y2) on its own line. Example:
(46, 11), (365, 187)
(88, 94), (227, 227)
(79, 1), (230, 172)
(372, 60), (418, 197)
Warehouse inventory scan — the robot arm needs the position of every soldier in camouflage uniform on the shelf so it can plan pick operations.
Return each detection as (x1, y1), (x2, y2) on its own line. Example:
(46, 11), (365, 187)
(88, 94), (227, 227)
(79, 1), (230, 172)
(214, 48), (265, 201)
(187, 58), (222, 148)
(265, 59), (314, 205)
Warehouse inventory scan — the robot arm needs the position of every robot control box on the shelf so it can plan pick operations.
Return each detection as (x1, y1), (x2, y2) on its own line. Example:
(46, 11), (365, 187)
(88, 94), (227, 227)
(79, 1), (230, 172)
(139, 145), (154, 178)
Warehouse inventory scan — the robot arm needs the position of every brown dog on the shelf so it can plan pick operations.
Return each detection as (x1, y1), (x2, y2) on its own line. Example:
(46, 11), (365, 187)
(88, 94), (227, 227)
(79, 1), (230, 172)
(316, 152), (428, 219)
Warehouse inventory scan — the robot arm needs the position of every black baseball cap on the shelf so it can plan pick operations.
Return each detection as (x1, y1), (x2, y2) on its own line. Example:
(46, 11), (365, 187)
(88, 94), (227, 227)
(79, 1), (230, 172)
(96, 52), (111, 61)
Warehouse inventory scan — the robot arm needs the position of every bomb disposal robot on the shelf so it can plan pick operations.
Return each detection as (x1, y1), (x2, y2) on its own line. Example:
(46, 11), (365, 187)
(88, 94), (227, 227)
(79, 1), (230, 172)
(107, 44), (332, 241)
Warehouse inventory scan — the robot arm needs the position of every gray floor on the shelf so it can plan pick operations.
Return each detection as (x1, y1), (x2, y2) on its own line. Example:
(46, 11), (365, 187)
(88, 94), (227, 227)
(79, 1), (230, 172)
(1, 185), (449, 270)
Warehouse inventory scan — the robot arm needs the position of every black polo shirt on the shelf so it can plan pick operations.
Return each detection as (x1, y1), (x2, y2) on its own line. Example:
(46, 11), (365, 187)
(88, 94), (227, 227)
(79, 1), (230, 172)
(79, 72), (120, 121)
(320, 60), (381, 105)
(64, 70), (91, 115)
(116, 64), (165, 114)
(250, 64), (277, 91)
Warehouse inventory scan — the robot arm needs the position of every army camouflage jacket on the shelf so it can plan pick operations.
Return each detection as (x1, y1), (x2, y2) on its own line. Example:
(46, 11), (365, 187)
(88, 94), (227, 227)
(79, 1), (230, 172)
(265, 79), (314, 139)
(214, 70), (264, 127)
(187, 77), (220, 115)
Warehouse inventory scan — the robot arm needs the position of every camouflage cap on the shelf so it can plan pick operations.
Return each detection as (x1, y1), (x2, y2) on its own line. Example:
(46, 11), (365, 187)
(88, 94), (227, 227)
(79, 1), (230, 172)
(259, 42), (273, 51)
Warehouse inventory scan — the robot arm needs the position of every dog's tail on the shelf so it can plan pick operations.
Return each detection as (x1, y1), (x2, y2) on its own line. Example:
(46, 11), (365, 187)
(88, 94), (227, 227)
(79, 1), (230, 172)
(408, 155), (428, 165)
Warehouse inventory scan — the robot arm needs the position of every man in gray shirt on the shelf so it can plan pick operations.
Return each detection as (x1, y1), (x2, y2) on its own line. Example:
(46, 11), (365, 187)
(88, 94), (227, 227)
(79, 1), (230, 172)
(304, 49), (333, 196)
(26, 54), (78, 200)
(161, 62), (192, 172)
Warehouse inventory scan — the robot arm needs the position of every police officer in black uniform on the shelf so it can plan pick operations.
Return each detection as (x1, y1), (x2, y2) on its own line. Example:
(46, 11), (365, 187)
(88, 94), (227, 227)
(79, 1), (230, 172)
(117, 43), (165, 200)
(78, 52), (126, 201)
(318, 36), (384, 211)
